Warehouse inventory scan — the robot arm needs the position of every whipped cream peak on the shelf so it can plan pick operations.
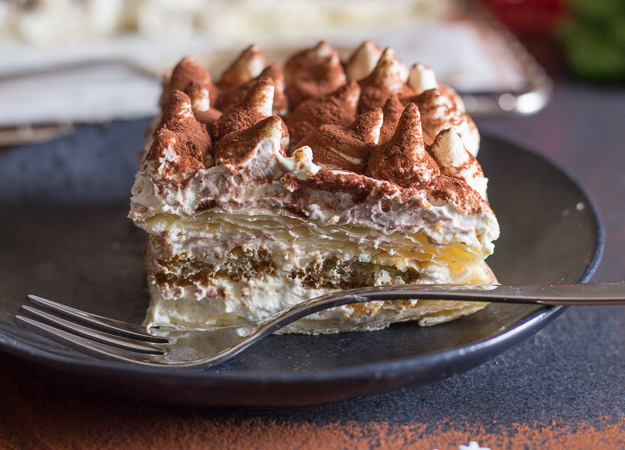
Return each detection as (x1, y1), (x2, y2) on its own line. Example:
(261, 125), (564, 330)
(215, 115), (284, 168)
(337, 79), (362, 110)
(148, 91), (212, 182)
(284, 41), (347, 109)
(429, 128), (487, 200)
(245, 76), (274, 117)
(406, 63), (465, 112)
(363, 48), (410, 94)
(146, 43), (489, 215)
(358, 48), (415, 113)
(408, 88), (480, 156)
(262, 63), (285, 92)
(212, 77), (275, 143)
(366, 103), (439, 187)
(348, 108), (383, 145)
(180, 81), (222, 129)
(407, 63), (438, 95)
(217, 44), (266, 89)
(311, 40), (337, 59)
(298, 108), (382, 173)
(218, 63), (288, 116)
(162, 57), (215, 107)
(286, 80), (361, 146)
(398, 60), (410, 83)
(379, 95), (403, 144)
(440, 84), (467, 113)
(170, 57), (212, 88)
(160, 90), (195, 125)
(345, 40), (383, 82)
(184, 80), (210, 112)
(259, 63), (288, 115)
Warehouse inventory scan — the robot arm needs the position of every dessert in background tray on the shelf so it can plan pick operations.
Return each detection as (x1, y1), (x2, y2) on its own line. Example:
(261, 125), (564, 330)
(0, 0), (456, 45)
(0, 9), (550, 141)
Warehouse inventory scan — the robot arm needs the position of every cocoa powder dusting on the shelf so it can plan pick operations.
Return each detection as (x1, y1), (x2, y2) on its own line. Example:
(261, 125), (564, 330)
(358, 85), (393, 114)
(298, 108), (382, 173)
(427, 129), (483, 179)
(345, 40), (383, 81)
(215, 115), (285, 166)
(411, 89), (457, 133)
(283, 204), (310, 219)
(218, 63), (288, 115)
(212, 78), (274, 142)
(428, 175), (489, 214)
(285, 169), (394, 204)
(286, 81), (360, 146)
(218, 82), (253, 112)
(348, 108), (382, 144)
(366, 103), (439, 189)
(1, 366), (622, 450)
(194, 108), (223, 128)
(162, 57), (219, 108)
(215, 44), (266, 90)
(379, 96), (404, 144)
(182, 80), (223, 127)
(403, 88), (476, 146)
(244, 78), (274, 113)
(284, 41), (347, 109)
(150, 44), (489, 219)
(299, 125), (370, 173)
(213, 108), (266, 143)
(357, 49), (414, 113)
(261, 63), (288, 114)
(182, 80), (205, 108)
(148, 91), (211, 182)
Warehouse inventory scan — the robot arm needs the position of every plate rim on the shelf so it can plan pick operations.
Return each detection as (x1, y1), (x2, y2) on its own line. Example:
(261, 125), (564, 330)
(0, 131), (605, 399)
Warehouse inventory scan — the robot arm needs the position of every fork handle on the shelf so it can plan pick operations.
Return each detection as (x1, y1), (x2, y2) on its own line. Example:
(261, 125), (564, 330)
(258, 280), (625, 333)
(328, 281), (625, 306)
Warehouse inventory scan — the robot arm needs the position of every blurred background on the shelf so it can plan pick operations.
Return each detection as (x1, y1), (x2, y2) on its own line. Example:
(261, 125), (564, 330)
(0, 0), (623, 148)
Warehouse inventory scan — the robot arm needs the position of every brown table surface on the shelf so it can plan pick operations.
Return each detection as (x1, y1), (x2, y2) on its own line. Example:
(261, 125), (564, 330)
(2, 79), (625, 449)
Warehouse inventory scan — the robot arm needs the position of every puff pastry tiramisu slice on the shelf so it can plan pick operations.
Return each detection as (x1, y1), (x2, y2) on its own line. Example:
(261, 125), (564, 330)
(130, 42), (499, 334)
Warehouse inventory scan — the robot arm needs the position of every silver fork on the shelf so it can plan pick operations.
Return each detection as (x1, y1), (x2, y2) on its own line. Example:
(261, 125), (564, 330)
(13, 281), (625, 369)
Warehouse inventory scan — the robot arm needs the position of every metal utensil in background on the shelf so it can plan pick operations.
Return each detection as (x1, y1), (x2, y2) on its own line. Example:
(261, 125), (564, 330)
(0, 58), (161, 148)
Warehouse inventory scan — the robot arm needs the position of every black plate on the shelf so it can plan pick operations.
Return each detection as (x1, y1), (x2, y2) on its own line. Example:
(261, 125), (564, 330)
(0, 120), (603, 407)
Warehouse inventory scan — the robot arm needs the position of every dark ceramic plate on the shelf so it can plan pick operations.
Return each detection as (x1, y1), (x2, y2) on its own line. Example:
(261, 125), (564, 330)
(0, 120), (603, 407)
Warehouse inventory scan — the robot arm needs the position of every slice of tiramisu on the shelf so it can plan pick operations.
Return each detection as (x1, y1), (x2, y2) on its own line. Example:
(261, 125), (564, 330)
(130, 42), (499, 333)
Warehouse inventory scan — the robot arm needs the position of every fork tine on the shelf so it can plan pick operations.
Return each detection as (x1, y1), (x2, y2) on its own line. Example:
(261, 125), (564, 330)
(18, 305), (165, 355)
(26, 295), (168, 343)
(14, 314), (167, 364)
